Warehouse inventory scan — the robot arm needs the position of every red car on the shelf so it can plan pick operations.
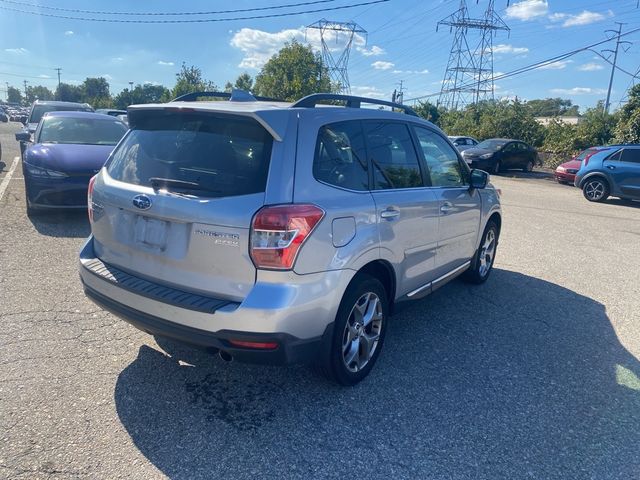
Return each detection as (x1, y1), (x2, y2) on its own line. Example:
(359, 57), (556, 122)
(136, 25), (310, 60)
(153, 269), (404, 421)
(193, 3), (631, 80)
(555, 147), (604, 185)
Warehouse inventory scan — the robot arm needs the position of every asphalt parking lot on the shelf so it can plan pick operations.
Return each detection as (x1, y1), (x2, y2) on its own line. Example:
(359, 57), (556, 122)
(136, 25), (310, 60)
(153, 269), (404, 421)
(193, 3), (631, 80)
(1, 121), (639, 479)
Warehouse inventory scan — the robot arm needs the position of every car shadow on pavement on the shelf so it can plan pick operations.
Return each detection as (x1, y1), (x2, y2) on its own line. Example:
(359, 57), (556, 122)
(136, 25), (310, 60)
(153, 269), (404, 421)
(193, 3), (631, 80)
(498, 169), (555, 181)
(28, 211), (91, 238)
(605, 198), (640, 209)
(113, 269), (640, 479)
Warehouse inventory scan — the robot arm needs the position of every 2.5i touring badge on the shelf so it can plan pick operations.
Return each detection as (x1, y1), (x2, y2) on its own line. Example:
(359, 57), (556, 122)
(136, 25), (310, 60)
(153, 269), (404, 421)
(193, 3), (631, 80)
(194, 229), (240, 247)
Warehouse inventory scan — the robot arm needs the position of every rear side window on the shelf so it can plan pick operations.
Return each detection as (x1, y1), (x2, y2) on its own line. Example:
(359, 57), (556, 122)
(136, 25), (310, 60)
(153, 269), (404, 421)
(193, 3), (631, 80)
(107, 112), (273, 198)
(621, 148), (640, 164)
(364, 122), (423, 190)
(313, 121), (368, 191)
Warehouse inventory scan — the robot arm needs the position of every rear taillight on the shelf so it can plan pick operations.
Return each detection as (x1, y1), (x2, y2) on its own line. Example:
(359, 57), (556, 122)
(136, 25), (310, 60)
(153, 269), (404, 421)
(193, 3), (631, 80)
(250, 204), (324, 270)
(87, 175), (97, 223)
(228, 339), (279, 350)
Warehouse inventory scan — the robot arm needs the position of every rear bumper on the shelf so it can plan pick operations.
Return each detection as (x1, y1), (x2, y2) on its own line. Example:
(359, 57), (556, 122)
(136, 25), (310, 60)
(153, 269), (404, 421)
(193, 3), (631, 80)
(79, 236), (347, 365)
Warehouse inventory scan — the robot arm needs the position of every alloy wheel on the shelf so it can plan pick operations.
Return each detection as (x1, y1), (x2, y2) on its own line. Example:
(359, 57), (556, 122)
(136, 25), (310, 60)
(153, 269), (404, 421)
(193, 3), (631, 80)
(342, 292), (383, 373)
(584, 180), (606, 201)
(479, 229), (496, 278)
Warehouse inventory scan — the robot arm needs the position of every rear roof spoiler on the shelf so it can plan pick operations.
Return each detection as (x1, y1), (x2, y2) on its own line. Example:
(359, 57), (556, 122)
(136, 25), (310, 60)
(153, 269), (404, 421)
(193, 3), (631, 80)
(172, 90), (284, 103)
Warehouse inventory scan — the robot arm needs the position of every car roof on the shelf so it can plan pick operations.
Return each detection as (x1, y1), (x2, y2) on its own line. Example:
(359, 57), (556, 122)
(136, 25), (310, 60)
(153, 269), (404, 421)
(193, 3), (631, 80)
(43, 111), (125, 121)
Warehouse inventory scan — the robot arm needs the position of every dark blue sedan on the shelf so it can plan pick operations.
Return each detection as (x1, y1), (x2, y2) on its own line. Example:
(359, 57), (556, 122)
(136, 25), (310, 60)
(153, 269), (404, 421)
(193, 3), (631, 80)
(21, 111), (127, 216)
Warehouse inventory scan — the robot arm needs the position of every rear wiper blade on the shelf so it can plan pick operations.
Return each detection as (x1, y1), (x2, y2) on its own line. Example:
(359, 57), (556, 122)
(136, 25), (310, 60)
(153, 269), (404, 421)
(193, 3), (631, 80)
(148, 177), (223, 196)
(148, 177), (207, 191)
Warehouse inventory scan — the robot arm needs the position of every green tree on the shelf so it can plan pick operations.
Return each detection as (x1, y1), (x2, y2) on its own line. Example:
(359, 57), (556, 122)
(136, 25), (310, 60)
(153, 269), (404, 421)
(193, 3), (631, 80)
(577, 102), (617, 147)
(224, 73), (255, 94)
(55, 82), (83, 102)
(414, 101), (441, 126)
(7, 85), (22, 104)
(172, 63), (216, 99)
(526, 98), (579, 117)
(615, 84), (640, 143)
(113, 83), (171, 109)
(253, 40), (333, 101)
(25, 85), (54, 104)
(81, 77), (112, 108)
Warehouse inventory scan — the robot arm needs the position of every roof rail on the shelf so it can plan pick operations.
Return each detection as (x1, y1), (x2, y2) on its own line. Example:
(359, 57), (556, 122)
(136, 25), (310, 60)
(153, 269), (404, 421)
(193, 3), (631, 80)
(291, 93), (418, 117)
(171, 89), (283, 103)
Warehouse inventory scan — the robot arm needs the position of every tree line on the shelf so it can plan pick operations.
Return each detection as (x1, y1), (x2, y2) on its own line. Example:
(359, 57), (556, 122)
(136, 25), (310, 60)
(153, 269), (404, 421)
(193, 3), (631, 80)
(5, 39), (638, 165)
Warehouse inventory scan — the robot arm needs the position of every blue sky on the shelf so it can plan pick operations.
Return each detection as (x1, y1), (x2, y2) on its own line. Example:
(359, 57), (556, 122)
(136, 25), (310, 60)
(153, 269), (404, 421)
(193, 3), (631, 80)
(1, 0), (639, 111)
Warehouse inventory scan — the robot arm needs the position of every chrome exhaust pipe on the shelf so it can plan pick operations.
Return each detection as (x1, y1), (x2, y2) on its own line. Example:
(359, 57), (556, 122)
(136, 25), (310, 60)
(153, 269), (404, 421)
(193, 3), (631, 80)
(218, 350), (233, 362)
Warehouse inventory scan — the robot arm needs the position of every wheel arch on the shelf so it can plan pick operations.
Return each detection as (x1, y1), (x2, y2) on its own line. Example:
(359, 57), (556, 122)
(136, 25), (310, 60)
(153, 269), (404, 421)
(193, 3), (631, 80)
(357, 260), (397, 308)
(578, 171), (611, 189)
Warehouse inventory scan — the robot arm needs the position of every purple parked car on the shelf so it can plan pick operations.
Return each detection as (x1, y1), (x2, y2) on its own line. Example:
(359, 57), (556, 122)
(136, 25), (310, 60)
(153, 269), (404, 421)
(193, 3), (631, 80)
(17, 111), (127, 216)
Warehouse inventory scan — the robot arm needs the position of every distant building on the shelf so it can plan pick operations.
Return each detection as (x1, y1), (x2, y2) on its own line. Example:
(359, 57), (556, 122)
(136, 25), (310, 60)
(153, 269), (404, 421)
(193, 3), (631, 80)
(535, 116), (583, 126)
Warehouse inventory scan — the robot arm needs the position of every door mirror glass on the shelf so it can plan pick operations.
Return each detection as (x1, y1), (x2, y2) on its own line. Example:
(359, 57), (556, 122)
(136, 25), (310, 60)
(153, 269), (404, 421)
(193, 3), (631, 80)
(470, 169), (488, 189)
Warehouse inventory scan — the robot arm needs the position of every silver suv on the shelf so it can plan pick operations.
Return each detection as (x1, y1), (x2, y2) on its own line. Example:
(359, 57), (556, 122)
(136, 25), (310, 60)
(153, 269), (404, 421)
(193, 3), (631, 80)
(79, 91), (502, 385)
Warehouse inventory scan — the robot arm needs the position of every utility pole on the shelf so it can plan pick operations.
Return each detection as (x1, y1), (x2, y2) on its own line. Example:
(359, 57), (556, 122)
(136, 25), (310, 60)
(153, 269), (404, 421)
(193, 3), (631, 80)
(55, 67), (62, 89)
(604, 22), (631, 114)
(396, 80), (405, 104)
(23, 80), (28, 103)
(128, 81), (134, 105)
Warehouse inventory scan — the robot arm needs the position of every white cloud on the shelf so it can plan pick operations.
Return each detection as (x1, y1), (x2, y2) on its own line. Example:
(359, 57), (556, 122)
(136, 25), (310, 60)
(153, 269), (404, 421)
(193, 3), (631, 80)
(492, 44), (529, 55)
(38, 74), (51, 79)
(506, 0), (549, 21)
(539, 60), (573, 70)
(157, 60), (174, 66)
(5, 47), (29, 55)
(144, 80), (160, 86)
(351, 85), (387, 100)
(550, 87), (607, 95)
(391, 68), (429, 75)
(230, 26), (366, 70)
(64, 30), (74, 36)
(111, 57), (124, 62)
(357, 45), (385, 57)
(551, 10), (612, 27)
(577, 63), (604, 71)
(100, 74), (113, 80)
(372, 61), (394, 70)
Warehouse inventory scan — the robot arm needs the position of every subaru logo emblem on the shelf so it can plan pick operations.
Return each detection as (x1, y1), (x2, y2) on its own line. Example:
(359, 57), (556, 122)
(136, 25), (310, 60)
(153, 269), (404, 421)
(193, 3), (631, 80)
(132, 194), (152, 210)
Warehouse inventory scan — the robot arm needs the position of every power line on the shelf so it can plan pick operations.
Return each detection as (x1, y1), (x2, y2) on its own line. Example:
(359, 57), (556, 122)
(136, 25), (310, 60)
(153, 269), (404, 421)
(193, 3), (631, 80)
(406, 24), (640, 103)
(0, 0), (390, 23)
(0, 0), (337, 16)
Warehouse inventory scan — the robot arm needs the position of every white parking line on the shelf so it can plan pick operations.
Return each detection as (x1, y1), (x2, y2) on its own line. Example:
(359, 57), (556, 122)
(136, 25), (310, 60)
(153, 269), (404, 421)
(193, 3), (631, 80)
(0, 156), (20, 201)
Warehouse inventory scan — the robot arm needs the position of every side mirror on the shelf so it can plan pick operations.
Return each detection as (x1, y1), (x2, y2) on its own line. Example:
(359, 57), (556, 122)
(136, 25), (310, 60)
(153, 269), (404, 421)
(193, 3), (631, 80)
(15, 131), (31, 142)
(470, 169), (489, 189)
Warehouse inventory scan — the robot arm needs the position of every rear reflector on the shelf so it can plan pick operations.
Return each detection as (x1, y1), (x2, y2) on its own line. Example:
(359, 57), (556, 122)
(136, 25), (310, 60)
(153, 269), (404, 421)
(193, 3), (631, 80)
(250, 204), (324, 270)
(228, 339), (279, 350)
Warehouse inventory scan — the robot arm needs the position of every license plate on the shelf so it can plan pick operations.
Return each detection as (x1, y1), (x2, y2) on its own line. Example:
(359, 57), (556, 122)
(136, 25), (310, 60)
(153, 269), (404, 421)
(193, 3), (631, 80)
(134, 216), (168, 250)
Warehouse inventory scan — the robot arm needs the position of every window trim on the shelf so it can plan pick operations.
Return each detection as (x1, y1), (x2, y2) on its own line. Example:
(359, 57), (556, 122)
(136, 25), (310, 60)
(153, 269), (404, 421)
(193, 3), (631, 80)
(411, 124), (470, 189)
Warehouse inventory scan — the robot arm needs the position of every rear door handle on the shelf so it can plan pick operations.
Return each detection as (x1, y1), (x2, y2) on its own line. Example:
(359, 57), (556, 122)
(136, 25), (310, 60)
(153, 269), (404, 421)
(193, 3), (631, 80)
(440, 202), (454, 214)
(380, 208), (400, 219)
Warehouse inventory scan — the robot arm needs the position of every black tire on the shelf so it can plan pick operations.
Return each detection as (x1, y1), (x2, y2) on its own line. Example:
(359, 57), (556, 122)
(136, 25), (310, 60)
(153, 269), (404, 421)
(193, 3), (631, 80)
(492, 160), (501, 175)
(582, 177), (610, 203)
(462, 220), (499, 285)
(317, 274), (388, 386)
(523, 160), (534, 172)
(24, 179), (42, 217)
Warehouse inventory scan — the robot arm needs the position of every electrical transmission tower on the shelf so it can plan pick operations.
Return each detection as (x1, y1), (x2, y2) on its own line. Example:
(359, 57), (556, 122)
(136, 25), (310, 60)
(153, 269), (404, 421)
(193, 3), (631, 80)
(437, 0), (509, 109)
(306, 19), (367, 94)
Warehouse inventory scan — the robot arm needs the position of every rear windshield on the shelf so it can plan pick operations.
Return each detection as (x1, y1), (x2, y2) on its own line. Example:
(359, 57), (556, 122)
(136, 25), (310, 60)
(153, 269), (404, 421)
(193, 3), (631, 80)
(39, 116), (127, 145)
(106, 111), (273, 198)
(30, 104), (93, 124)
(576, 148), (598, 160)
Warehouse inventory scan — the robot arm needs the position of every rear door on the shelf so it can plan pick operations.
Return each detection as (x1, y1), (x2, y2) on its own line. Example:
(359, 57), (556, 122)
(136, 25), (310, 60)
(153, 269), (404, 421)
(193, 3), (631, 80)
(91, 109), (279, 302)
(606, 148), (640, 199)
(364, 121), (440, 296)
(412, 126), (481, 279)
(501, 142), (519, 169)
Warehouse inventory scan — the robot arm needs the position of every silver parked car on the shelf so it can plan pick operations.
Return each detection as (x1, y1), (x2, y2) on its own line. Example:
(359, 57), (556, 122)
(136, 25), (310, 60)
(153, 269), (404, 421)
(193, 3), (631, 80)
(79, 91), (502, 385)
(448, 135), (479, 152)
